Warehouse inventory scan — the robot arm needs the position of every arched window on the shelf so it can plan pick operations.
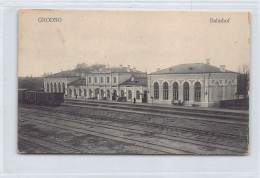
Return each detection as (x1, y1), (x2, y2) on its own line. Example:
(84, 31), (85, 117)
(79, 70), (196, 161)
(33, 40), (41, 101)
(173, 82), (179, 100)
(89, 89), (93, 97)
(79, 89), (82, 96)
(50, 83), (53, 93)
(154, 82), (159, 99)
(183, 82), (189, 101)
(74, 89), (77, 96)
(58, 82), (61, 93)
(47, 83), (49, 92)
(62, 82), (66, 93)
(101, 89), (104, 98)
(121, 90), (125, 97)
(163, 82), (169, 100)
(107, 90), (110, 99)
(95, 88), (99, 98)
(128, 90), (132, 100)
(112, 90), (117, 100)
(54, 83), (57, 93)
(136, 90), (140, 100)
(194, 82), (201, 102)
(84, 89), (87, 96)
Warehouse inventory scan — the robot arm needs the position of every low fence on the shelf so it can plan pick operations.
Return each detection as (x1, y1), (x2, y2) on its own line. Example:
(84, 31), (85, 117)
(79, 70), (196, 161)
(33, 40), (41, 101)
(219, 98), (249, 110)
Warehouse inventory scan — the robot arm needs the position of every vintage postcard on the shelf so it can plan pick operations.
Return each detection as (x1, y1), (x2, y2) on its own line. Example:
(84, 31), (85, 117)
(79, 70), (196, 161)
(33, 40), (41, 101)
(18, 10), (250, 155)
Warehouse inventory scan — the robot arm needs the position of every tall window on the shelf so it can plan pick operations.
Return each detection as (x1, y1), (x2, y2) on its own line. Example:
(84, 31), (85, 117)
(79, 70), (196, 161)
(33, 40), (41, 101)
(58, 82), (61, 93)
(69, 89), (72, 97)
(101, 90), (104, 98)
(183, 82), (189, 101)
(121, 90), (125, 97)
(113, 77), (117, 83)
(136, 90), (140, 100)
(107, 90), (110, 99)
(47, 83), (50, 92)
(62, 82), (65, 93)
(54, 83), (57, 93)
(84, 89), (86, 96)
(154, 82), (159, 99)
(88, 77), (92, 83)
(163, 82), (169, 100)
(89, 89), (93, 97)
(100, 77), (103, 83)
(95, 88), (99, 97)
(107, 77), (110, 83)
(79, 89), (82, 96)
(173, 82), (179, 100)
(128, 90), (132, 100)
(94, 77), (97, 83)
(74, 89), (77, 96)
(50, 83), (53, 92)
(194, 82), (201, 102)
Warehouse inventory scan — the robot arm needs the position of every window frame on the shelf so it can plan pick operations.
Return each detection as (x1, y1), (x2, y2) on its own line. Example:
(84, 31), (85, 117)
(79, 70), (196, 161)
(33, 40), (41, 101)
(163, 82), (169, 100)
(154, 82), (159, 100)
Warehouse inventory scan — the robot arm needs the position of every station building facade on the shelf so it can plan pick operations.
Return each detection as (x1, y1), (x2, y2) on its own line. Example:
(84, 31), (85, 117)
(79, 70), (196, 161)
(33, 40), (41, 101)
(85, 67), (148, 102)
(147, 62), (238, 107)
(44, 61), (239, 107)
(43, 70), (80, 96)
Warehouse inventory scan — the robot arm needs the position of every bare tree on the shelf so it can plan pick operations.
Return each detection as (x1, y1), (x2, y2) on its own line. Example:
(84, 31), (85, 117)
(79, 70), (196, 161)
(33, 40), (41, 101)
(237, 64), (250, 98)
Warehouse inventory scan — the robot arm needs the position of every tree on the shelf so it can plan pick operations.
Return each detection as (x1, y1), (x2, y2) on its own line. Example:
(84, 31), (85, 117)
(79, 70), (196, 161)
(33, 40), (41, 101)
(237, 64), (250, 98)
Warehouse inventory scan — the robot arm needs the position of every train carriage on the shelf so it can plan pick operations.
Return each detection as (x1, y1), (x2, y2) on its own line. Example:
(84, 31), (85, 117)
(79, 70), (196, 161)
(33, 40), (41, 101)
(24, 91), (38, 103)
(18, 89), (27, 103)
(37, 92), (64, 106)
(18, 89), (64, 106)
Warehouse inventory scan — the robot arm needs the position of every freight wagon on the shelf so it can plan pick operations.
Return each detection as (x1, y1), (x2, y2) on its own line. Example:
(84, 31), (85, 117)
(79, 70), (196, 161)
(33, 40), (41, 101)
(18, 89), (64, 106)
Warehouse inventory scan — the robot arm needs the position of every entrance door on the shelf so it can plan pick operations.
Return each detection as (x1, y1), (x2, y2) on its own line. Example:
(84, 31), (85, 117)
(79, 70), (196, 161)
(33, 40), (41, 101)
(112, 90), (117, 100)
(142, 90), (147, 103)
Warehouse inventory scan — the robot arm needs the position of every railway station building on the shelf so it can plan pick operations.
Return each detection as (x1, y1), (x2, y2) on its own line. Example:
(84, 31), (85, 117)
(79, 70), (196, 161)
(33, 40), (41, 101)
(85, 66), (147, 101)
(147, 60), (238, 107)
(44, 60), (239, 107)
(43, 70), (80, 96)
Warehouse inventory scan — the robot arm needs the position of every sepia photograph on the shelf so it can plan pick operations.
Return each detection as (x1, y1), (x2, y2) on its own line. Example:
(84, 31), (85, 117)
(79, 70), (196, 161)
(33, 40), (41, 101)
(18, 10), (250, 155)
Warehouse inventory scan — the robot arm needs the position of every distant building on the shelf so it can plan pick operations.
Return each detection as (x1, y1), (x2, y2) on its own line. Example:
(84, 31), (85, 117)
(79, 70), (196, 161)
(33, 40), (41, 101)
(147, 59), (238, 107)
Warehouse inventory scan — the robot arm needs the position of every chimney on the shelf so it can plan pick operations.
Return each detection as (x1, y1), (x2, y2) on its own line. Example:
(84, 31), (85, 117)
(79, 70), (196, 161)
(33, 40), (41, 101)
(157, 68), (160, 72)
(220, 65), (226, 72)
(206, 59), (210, 65)
(119, 64), (123, 68)
(133, 67), (136, 71)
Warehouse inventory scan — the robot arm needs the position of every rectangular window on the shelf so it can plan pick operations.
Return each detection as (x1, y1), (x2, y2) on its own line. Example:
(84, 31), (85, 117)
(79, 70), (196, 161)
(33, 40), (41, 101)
(107, 77), (110, 83)
(113, 77), (117, 83)
(94, 77), (97, 83)
(88, 77), (92, 83)
(100, 77), (103, 83)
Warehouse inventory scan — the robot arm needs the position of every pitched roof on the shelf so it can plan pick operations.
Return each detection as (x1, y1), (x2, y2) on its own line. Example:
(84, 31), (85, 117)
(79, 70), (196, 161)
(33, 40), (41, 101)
(68, 78), (86, 86)
(45, 70), (80, 78)
(93, 67), (143, 74)
(119, 75), (147, 87)
(149, 63), (235, 75)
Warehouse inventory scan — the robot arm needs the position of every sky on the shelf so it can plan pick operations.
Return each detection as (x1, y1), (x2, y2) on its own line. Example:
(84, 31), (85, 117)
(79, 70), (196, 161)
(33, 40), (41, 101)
(18, 10), (250, 77)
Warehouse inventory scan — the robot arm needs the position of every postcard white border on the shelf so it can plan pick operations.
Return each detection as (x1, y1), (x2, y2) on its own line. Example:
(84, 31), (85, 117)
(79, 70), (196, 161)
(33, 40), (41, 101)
(0, 1), (259, 178)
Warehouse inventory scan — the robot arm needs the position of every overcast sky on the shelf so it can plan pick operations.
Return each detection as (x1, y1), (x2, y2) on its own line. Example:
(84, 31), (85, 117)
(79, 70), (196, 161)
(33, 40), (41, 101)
(18, 10), (250, 77)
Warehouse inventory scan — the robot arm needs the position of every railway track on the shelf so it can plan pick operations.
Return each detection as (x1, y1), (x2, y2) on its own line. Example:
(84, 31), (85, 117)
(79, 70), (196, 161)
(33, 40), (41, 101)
(65, 98), (249, 119)
(19, 106), (248, 154)
(62, 101), (248, 126)
(19, 106), (248, 140)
